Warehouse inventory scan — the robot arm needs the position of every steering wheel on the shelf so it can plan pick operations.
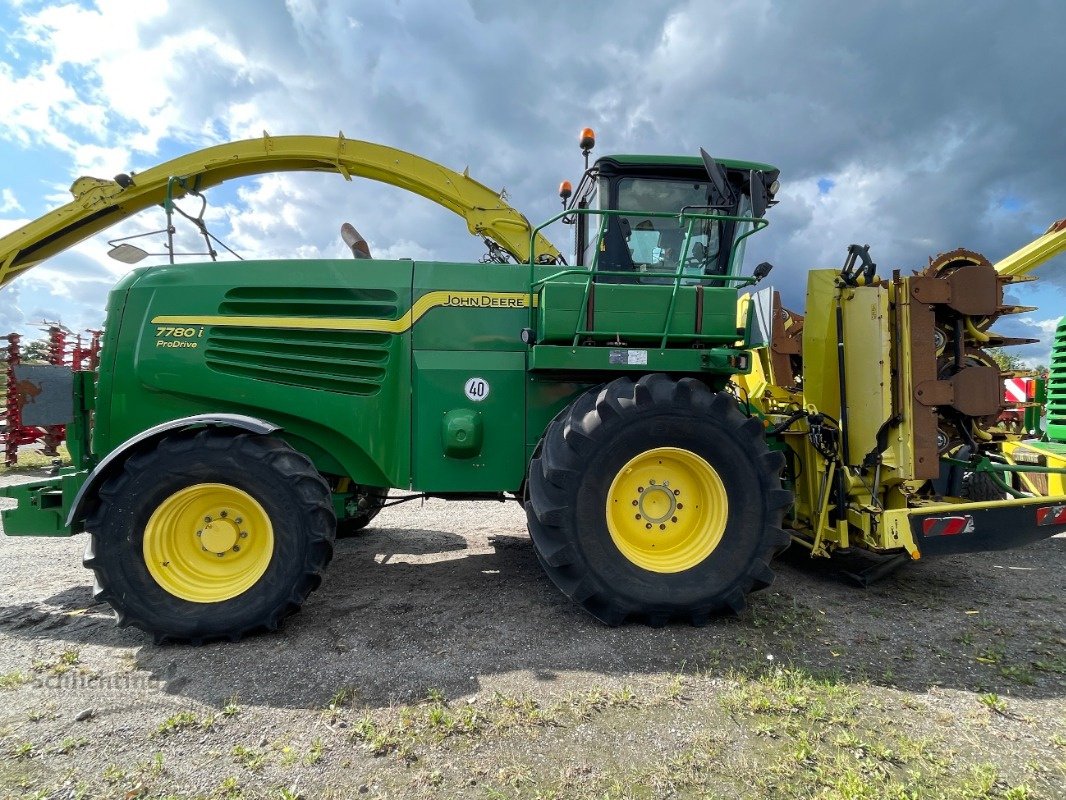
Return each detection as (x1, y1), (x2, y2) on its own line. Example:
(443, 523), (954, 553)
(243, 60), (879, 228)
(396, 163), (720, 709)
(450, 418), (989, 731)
(681, 241), (715, 273)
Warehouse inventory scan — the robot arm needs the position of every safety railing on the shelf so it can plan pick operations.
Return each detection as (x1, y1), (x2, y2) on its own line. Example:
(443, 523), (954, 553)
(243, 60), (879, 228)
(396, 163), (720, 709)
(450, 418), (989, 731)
(527, 208), (767, 349)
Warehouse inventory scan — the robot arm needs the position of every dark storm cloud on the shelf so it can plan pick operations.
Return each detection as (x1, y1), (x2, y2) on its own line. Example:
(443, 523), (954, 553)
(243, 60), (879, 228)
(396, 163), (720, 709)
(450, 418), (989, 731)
(7, 0), (1064, 330)
(136, 1), (1063, 303)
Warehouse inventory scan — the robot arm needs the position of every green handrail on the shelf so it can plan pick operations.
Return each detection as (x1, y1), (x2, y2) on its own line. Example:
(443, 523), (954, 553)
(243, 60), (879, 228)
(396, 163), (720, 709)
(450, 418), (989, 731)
(526, 207), (768, 349)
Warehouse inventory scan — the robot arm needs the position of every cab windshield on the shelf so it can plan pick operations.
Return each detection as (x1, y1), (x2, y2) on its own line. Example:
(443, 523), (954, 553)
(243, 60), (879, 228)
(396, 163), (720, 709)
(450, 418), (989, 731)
(615, 177), (726, 276)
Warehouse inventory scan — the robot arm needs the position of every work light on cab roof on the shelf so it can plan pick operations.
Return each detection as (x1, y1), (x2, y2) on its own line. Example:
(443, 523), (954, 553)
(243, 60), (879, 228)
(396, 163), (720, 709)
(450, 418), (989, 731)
(558, 180), (572, 207)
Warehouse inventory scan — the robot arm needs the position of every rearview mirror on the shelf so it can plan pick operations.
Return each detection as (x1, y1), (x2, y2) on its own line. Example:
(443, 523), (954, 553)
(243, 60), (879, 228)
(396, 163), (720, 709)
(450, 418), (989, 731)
(107, 243), (148, 264)
(749, 170), (769, 219)
(699, 148), (735, 208)
(748, 169), (781, 219)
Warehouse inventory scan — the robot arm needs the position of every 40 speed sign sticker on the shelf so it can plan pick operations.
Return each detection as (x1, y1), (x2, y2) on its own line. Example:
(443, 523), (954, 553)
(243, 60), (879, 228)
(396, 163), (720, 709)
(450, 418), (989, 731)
(464, 377), (490, 402)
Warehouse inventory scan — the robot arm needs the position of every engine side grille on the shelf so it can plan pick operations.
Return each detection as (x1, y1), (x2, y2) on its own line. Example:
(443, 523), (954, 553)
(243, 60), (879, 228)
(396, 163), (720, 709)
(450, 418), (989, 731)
(218, 286), (399, 319)
(204, 287), (400, 395)
(205, 328), (392, 395)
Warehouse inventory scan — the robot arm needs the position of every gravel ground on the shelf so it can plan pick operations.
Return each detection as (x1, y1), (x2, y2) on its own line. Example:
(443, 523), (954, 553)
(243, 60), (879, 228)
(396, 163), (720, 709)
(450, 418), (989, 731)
(0, 468), (1063, 799)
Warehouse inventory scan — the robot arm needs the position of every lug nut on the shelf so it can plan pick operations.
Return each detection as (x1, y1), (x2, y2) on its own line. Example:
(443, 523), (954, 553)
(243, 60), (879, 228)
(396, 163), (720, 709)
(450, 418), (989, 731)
(235, 517), (243, 524)
(196, 530), (202, 537)
(673, 489), (680, 496)
(232, 545), (240, 552)
(204, 516), (212, 523)
(677, 503), (683, 510)
(637, 487), (644, 493)
(659, 524), (666, 530)
(240, 531), (248, 538)
(635, 514), (641, 520)
(671, 516), (678, 523)
(631, 500), (638, 506)
(220, 511), (228, 518)
(216, 552), (224, 558)
(645, 523), (652, 529)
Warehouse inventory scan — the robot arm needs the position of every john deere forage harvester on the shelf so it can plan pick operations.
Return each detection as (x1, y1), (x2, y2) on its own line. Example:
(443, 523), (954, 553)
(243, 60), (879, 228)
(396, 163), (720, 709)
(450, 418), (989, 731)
(1, 131), (1063, 642)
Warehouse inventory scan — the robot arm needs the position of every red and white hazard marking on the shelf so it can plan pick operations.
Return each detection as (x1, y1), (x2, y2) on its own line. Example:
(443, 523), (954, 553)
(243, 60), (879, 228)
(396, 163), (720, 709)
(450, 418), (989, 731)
(1036, 505), (1066, 526)
(1003, 377), (1030, 404)
(921, 515), (975, 537)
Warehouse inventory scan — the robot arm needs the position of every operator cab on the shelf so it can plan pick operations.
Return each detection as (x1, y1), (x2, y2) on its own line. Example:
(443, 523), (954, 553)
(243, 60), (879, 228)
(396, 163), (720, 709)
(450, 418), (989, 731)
(568, 152), (779, 284)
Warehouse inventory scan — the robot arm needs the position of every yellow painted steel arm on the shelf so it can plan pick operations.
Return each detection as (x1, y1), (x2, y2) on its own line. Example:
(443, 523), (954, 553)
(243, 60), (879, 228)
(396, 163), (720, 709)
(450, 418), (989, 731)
(994, 218), (1066, 277)
(0, 133), (561, 288)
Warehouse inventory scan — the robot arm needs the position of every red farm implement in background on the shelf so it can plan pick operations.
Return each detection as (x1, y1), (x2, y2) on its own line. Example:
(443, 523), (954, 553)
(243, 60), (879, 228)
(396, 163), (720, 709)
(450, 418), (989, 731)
(1, 324), (101, 466)
(999, 374), (1047, 437)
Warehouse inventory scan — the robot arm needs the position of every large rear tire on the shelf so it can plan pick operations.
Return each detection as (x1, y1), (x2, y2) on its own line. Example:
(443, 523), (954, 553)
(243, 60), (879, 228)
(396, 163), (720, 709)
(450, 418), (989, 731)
(84, 429), (336, 643)
(526, 374), (791, 625)
(961, 471), (1009, 502)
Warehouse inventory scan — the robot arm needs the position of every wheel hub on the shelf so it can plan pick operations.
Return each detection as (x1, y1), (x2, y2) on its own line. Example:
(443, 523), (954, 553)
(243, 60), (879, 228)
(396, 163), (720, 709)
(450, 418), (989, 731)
(606, 447), (728, 573)
(200, 514), (241, 554)
(143, 484), (274, 603)
(636, 482), (678, 526)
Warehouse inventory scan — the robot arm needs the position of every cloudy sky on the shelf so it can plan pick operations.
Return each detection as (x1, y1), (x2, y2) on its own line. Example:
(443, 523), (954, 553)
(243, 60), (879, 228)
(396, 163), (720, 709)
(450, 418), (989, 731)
(0, 0), (1063, 363)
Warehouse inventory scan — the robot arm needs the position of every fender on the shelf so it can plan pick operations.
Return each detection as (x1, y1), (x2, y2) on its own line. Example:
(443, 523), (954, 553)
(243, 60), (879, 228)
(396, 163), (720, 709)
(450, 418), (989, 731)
(65, 413), (280, 528)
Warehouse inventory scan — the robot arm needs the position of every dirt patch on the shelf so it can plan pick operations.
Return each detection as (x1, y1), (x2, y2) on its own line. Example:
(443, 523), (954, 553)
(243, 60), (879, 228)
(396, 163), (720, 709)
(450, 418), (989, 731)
(1, 470), (1063, 798)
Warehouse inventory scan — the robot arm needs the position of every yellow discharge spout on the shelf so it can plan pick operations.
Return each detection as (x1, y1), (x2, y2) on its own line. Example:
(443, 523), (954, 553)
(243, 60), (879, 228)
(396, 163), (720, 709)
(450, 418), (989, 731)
(0, 133), (562, 289)
(994, 218), (1066, 278)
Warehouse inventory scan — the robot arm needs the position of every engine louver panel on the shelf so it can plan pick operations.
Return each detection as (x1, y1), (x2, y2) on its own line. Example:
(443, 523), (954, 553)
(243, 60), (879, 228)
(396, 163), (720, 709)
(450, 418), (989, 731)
(205, 287), (399, 396)
(218, 285), (399, 318)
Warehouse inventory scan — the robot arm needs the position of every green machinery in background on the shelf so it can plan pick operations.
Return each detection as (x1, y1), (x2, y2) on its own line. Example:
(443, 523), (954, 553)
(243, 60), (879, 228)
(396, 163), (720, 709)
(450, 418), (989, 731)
(983, 219), (1066, 496)
(1, 132), (1064, 643)
(1002, 314), (1066, 496)
(1049, 317), (1066, 442)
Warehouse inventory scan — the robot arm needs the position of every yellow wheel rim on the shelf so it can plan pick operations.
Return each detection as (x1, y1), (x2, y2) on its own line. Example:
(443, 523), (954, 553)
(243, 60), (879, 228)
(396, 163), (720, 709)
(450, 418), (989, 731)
(606, 447), (728, 573)
(143, 483), (274, 603)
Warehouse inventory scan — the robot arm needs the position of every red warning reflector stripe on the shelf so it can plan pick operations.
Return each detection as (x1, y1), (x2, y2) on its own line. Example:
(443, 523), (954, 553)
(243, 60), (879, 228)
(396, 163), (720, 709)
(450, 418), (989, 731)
(921, 515), (974, 537)
(1003, 378), (1027, 403)
(1036, 505), (1066, 526)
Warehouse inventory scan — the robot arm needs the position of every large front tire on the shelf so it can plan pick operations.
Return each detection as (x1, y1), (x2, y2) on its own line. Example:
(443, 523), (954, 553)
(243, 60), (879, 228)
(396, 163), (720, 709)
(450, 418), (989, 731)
(84, 430), (336, 643)
(526, 374), (791, 625)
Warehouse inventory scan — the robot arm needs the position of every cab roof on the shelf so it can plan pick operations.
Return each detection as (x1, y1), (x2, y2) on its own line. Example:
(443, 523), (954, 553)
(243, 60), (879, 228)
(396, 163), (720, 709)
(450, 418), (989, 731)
(598, 153), (778, 174)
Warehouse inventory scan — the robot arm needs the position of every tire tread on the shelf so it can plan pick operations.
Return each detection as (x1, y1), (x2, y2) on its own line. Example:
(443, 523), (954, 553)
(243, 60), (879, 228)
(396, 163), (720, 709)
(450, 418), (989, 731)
(526, 375), (791, 626)
(83, 429), (334, 644)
